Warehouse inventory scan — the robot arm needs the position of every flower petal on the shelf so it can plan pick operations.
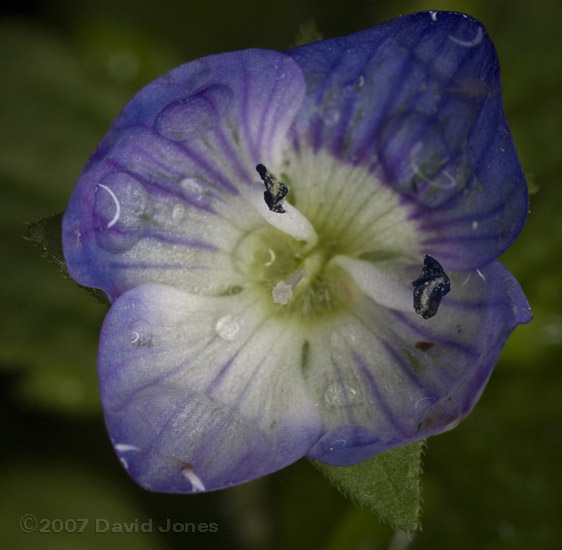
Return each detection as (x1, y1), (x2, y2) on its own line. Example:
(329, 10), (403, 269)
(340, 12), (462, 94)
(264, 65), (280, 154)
(63, 49), (306, 301)
(98, 284), (321, 492)
(304, 261), (531, 465)
(286, 11), (528, 268)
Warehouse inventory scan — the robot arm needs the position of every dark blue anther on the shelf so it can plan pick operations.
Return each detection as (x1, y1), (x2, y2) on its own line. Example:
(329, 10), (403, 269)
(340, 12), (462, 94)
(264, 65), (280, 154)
(256, 164), (288, 214)
(412, 255), (450, 319)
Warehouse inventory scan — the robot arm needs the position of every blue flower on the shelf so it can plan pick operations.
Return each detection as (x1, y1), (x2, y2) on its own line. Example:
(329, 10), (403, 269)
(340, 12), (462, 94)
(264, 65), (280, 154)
(62, 11), (531, 493)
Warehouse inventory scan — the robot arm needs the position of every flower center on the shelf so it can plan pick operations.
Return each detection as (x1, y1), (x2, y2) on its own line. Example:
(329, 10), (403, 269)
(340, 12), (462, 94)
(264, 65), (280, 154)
(232, 151), (422, 322)
(233, 224), (356, 322)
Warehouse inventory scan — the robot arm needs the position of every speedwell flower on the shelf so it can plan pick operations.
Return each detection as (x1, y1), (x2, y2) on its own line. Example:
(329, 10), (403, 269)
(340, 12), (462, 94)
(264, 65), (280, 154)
(63, 11), (531, 493)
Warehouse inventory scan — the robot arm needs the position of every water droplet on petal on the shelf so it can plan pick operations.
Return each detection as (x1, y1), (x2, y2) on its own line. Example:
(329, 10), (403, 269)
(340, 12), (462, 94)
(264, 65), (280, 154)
(154, 84), (233, 141)
(179, 176), (210, 204)
(171, 202), (186, 222)
(128, 322), (152, 347)
(378, 111), (471, 206)
(323, 106), (340, 126)
(448, 26), (484, 48)
(324, 382), (360, 407)
(215, 315), (240, 341)
(328, 439), (347, 451)
(93, 172), (148, 252)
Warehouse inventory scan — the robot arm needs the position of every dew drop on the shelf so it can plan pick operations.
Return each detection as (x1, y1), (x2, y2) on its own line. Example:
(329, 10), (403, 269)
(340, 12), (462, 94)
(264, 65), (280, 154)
(378, 112), (467, 207)
(128, 322), (152, 347)
(323, 106), (340, 126)
(448, 27), (484, 48)
(179, 177), (210, 204)
(171, 202), (186, 222)
(154, 84), (233, 141)
(328, 439), (347, 451)
(93, 172), (148, 253)
(324, 382), (359, 407)
(215, 315), (240, 341)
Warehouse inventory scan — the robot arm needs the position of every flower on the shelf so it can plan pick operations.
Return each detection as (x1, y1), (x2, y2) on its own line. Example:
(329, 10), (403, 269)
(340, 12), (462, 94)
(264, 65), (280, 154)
(62, 11), (531, 493)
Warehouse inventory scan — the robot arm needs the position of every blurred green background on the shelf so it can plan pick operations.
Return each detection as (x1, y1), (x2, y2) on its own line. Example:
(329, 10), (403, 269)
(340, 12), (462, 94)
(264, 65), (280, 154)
(1, 0), (560, 548)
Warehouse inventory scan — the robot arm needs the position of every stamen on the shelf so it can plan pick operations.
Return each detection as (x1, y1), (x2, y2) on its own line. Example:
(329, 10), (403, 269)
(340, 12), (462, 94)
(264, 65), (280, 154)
(412, 255), (451, 319)
(330, 256), (412, 311)
(256, 164), (288, 213)
(247, 164), (318, 248)
(272, 270), (309, 305)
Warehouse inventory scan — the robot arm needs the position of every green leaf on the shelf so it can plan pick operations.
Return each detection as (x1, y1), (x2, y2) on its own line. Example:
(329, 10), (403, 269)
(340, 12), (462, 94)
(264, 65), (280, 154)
(26, 214), (110, 306)
(312, 441), (425, 534)
(0, 460), (161, 550)
(0, 20), (176, 412)
(26, 214), (68, 275)
(291, 20), (323, 48)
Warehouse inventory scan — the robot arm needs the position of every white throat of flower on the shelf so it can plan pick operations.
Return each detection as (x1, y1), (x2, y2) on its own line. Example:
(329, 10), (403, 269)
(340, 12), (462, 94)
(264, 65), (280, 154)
(237, 152), (423, 321)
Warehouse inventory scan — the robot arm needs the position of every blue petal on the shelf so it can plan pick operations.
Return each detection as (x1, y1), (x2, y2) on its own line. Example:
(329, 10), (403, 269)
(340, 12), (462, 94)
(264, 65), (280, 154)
(98, 284), (321, 493)
(286, 11), (528, 269)
(63, 49), (306, 301)
(304, 261), (531, 465)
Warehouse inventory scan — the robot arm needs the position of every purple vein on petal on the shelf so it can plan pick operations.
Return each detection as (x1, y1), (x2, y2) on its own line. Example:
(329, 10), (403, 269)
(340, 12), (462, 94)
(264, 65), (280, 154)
(359, 36), (476, 174)
(104, 131), (240, 209)
(259, 74), (293, 161)
(130, 404), (188, 465)
(110, 170), (220, 215)
(207, 355), (238, 394)
(109, 335), (223, 416)
(207, 315), (284, 399)
(105, 134), (186, 184)
(110, 364), (190, 415)
(142, 177), (220, 213)
(352, 351), (408, 438)
(411, 197), (503, 225)
(421, 234), (506, 252)
(243, 69), (265, 163)
(212, 123), (255, 183)
(330, 95), (358, 159)
(227, 361), (264, 410)
(380, 339), (442, 396)
(353, 55), (416, 165)
(173, 140), (240, 194)
(392, 311), (479, 357)
(316, 58), (356, 152)
(145, 232), (219, 251)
